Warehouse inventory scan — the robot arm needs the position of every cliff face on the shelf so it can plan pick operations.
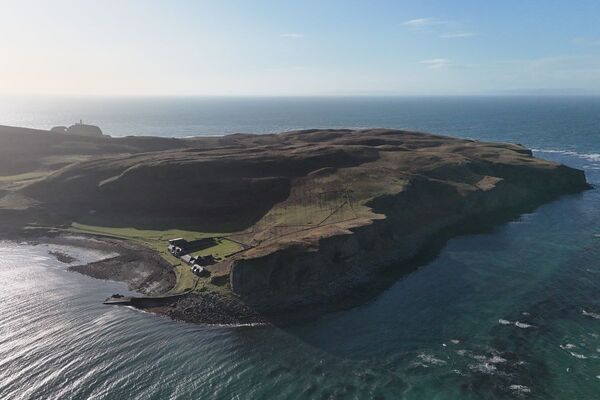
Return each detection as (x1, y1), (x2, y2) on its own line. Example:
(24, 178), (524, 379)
(228, 134), (589, 311)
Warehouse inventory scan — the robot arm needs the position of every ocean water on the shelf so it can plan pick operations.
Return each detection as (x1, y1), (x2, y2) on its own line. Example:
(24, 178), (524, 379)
(1, 96), (599, 150)
(1, 97), (600, 399)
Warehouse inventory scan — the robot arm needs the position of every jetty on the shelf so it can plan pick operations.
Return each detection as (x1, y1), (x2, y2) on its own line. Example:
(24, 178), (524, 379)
(103, 293), (188, 308)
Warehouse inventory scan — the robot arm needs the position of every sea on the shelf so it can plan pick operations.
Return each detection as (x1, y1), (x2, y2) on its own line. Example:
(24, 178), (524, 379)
(1, 96), (600, 399)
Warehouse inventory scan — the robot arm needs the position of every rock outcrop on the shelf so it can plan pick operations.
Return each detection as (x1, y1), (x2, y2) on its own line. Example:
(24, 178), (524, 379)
(51, 122), (104, 136)
(66, 122), (104, 137)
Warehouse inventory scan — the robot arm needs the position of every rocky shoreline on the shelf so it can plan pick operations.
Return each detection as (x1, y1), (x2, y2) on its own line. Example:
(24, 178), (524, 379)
(28, 233), (175, 296)
(0, 231), (267, 326)
(146, 292), (269, 326)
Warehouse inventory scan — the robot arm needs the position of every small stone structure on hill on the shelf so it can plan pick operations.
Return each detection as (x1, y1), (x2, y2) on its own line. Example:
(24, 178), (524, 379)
(51, 120), (104, 137)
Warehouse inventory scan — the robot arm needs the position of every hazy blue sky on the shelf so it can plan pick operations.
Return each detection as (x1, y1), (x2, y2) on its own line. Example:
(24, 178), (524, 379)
(1, 0), (599, 96)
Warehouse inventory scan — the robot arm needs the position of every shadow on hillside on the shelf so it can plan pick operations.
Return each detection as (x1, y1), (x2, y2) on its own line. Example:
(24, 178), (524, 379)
(74, 209), (272, 233)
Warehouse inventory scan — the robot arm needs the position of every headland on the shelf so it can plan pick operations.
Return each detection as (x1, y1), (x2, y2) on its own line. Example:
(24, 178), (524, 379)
(0, 125), (590, 324)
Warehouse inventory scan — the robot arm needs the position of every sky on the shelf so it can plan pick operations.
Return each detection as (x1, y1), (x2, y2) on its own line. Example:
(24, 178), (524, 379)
(1, 0), (600, 96)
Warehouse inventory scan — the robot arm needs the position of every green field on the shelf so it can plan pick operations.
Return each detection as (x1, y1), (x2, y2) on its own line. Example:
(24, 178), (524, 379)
(190, 238), (243, 260)
(70, 222), (241, 294)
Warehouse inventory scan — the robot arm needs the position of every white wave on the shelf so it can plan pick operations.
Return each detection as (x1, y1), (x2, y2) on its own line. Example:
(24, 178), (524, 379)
(212, 321), (270, 328)
(582, 309), (600, 319)
(416, 353), (447, 366)
(450, 339), (460, 345)
(469, 361), (497, 374)
(499, 318), (535, 328)
(560, 344), (576, 350)
(509, 384), (531, 394)
(468, 353), (509, 375)
(472, 354), (507, 364)
(515, 321), (535, 329)
(124, 306), (152, 314)
(570, 352), (588, 359)
(488, 355), (507, 364)
(532, 148), (600, 164)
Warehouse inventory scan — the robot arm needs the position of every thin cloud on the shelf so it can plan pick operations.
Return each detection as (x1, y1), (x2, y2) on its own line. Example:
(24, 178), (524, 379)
(404, 18), (478, 39)
(572, 37), (600, 47)
(403, 18), (448, 29)
(440, 32), (478, 39)
(420, 58), (452, 69)
(280, 33), (304, 39)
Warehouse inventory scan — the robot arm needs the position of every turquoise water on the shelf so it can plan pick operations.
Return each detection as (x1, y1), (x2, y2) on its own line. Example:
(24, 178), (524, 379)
(1, 97), (600, 399)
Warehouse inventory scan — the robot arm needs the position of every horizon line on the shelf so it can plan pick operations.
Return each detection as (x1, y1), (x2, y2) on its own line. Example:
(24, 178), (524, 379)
(2, 92), (600, 98)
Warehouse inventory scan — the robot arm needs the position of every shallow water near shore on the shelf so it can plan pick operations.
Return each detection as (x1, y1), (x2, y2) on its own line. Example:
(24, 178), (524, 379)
(2, 97), (600, 399)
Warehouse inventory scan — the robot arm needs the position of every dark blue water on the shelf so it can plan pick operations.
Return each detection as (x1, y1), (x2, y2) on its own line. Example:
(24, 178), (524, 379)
(0, 97), (599, 399)
(1, 96), (600, 153)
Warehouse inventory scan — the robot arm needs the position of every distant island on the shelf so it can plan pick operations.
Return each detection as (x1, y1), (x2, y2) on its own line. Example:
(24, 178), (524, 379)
(0, 125), (590, 324)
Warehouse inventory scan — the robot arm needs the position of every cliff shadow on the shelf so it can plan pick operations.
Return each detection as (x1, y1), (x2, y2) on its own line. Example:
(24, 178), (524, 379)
(261, 190), (589, 328)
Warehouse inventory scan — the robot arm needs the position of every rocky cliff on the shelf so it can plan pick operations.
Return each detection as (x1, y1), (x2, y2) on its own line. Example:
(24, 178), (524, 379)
(226, 130), (589, 311)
